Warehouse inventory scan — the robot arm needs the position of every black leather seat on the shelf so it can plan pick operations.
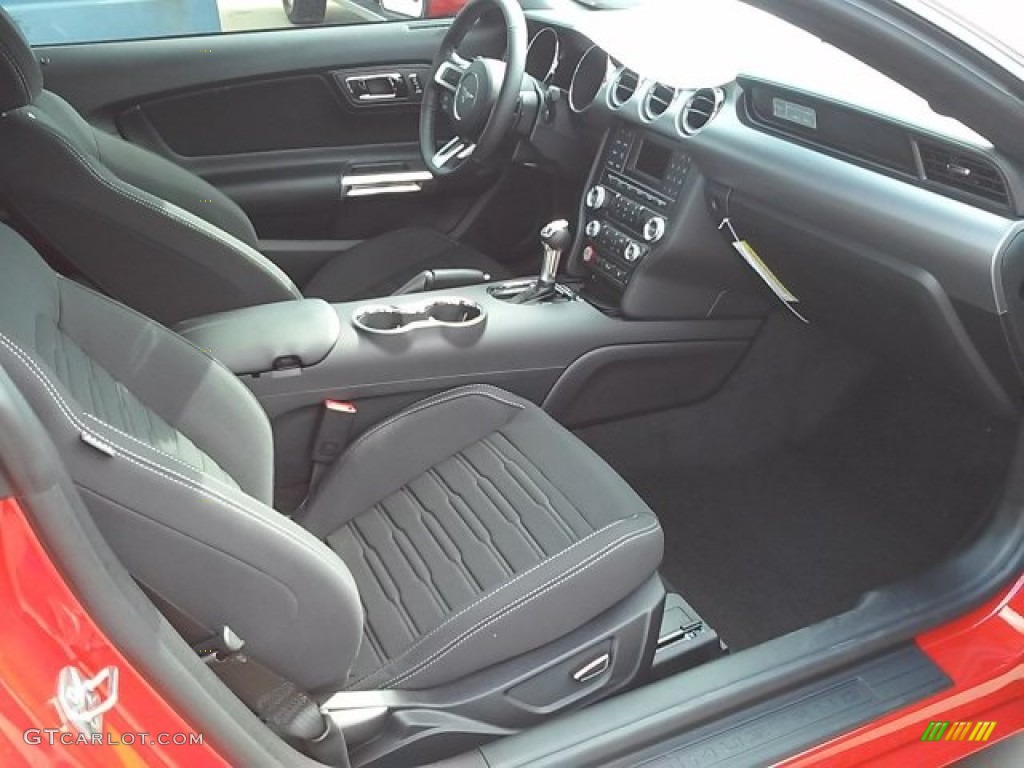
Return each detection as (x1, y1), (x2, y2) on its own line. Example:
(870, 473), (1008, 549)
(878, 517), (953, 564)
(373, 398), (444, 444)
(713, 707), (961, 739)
(0, 10), (509, 326)
(0, 222), (664, 701)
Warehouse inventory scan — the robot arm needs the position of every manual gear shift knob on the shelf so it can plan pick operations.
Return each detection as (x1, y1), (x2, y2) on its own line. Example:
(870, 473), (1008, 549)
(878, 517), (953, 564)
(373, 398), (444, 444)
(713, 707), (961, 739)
(539, 220), (571, 286)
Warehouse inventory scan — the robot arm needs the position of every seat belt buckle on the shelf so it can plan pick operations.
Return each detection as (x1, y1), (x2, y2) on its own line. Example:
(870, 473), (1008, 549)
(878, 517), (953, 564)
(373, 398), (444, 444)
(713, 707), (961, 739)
(312, 400), (358, 465)
(194, 626), (246, 664)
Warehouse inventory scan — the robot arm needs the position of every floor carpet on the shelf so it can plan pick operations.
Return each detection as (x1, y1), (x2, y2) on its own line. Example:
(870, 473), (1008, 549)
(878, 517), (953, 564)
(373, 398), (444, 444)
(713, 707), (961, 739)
(621, 376), (1016, 650)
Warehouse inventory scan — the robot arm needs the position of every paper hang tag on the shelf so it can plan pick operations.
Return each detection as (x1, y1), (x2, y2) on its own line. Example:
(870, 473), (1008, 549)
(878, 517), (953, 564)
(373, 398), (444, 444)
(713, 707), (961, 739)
(732, 240), (799, 303)
(720, 218), (808, 324)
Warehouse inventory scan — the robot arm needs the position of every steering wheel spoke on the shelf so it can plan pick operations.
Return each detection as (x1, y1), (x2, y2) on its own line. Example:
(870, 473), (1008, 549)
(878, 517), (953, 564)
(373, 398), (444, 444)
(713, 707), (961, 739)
(420, 0), (526, 178)
(432, 137), (477, 169)
(434, 51), (471, 93)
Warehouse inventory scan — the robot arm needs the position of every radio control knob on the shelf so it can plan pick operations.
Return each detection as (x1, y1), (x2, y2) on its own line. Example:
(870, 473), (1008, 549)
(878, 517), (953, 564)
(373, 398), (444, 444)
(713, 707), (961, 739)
(585, 220), (602, 238)
(624, 242), (643, 262)
(586, 185), (608, 210)
(643, 215), (667, 243)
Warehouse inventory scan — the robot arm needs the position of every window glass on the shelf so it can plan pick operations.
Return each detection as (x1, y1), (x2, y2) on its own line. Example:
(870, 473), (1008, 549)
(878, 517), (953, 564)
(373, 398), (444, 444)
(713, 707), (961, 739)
(911, 0), (1024, 56)
(1, 0), (466, 46)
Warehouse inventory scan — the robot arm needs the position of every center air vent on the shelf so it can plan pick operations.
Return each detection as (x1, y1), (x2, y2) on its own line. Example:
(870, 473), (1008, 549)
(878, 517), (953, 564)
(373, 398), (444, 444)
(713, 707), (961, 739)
(610, 69), (639, 108)
(679, 87), (725, 136)
(643, 83), (677, 121)
(917, 140), (1010, 208)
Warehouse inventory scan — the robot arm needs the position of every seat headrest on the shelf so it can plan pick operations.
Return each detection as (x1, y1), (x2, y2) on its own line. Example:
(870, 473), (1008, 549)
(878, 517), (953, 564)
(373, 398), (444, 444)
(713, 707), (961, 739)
(0, 9), (41, 112)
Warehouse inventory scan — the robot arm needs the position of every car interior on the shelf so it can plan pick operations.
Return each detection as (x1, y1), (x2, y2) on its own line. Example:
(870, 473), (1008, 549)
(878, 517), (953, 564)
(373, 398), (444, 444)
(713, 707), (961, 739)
(0, 0), (1022, 766)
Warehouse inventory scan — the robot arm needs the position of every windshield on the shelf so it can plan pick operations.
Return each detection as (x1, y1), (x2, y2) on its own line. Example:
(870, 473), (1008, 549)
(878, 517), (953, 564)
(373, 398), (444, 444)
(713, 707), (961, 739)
(574, 0), (1024, 59)
(900, 0), (1024, 57)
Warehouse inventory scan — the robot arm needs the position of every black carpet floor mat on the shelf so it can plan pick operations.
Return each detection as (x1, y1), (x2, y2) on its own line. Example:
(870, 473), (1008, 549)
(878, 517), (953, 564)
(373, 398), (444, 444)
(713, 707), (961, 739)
(622, 377), (1016, 650)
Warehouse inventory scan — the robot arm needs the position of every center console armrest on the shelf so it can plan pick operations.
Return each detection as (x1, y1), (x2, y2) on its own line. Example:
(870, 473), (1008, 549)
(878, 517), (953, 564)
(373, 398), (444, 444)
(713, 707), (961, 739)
(175, 299), (340, 375)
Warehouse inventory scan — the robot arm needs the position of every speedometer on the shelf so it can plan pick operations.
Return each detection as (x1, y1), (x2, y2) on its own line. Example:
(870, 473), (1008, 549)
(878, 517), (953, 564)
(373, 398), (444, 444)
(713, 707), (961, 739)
(569, 45), (611, 113)
(526, 28), (560, 84)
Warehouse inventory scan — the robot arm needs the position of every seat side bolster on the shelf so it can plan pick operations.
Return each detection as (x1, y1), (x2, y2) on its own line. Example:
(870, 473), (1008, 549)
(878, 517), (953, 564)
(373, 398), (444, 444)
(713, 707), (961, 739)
(0, 111), (300, 324)
(77, 478), (363, 696)
(91, 121), (260, 249)
(57, 279), (276, 505)
(0, 325), (362, 694)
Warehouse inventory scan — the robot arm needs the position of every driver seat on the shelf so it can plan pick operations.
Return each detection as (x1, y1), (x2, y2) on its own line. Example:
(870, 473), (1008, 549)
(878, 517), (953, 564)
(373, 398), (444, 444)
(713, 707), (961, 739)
(0, 218), (666, 763)
(0, 10), (509, 326)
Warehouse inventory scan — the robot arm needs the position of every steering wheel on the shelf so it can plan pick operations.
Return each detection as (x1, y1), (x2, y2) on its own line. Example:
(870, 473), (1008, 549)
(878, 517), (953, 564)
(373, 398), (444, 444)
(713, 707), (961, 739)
(420, 0), (528, 178)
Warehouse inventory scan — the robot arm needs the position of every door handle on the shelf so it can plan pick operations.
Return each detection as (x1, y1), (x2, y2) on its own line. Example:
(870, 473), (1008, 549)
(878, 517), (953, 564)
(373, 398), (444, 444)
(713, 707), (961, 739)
(345, 73), (406, 102)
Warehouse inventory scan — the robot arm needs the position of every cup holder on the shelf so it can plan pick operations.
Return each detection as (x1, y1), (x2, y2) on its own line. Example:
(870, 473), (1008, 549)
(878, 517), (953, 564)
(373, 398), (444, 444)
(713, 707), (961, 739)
(353, 297), (486, 336)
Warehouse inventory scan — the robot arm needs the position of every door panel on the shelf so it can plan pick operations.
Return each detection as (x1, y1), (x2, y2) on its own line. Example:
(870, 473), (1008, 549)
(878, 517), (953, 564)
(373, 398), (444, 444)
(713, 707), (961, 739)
(122, 74), (423, 156)
(39, 22), (452, 119)
(37, 21), (499, 240)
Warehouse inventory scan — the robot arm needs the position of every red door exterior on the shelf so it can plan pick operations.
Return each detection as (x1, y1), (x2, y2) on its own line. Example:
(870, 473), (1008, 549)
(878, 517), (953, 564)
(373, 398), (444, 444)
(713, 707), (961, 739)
(1, 491), (1020, 767)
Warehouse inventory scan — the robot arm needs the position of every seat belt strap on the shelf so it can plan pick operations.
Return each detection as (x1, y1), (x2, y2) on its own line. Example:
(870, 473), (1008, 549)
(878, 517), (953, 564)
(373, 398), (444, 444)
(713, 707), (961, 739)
(309, 399), (358, 491)
(134, 580), (349, 765)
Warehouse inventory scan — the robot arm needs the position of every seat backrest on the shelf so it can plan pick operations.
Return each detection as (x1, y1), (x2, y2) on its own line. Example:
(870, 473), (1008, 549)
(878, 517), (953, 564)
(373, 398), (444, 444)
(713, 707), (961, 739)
(0, 10), (302, 325)
(0, 222), (361, 693)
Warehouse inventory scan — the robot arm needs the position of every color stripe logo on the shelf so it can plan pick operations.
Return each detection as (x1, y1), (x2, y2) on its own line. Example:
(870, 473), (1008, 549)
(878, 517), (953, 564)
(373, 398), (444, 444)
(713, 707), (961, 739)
(921, 721), (997, 742)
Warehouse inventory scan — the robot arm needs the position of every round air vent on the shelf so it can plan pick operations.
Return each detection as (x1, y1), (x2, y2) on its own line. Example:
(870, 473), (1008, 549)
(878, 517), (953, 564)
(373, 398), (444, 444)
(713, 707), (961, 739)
(643, 82), (677, 121)
(679, 87), (725, 136)
(609, 69), (640, 109)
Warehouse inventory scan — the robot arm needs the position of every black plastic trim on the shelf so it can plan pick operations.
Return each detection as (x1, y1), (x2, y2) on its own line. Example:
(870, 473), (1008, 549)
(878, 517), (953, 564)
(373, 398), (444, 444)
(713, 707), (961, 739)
(602, 646), (948, 768)
(739, 76), (1015, 216)
(743, 0), (1024, 170)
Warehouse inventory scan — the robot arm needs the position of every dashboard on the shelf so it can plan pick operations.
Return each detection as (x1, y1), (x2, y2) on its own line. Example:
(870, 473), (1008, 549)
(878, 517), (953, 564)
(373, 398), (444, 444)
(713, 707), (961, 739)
(507, 7), (1024, 418)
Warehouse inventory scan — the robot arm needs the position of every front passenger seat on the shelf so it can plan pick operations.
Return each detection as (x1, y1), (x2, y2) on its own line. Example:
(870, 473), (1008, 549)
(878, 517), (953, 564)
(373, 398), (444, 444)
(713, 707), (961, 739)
(0, 10), (509, 325)
(0, 222), (664, 731)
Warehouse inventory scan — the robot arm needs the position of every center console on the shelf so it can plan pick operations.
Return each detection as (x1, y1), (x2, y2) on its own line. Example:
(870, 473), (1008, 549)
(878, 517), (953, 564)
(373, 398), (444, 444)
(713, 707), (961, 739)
(579, 123), (692, 291)
(177, 284), (759, 510)
(175, 124), (774, 512)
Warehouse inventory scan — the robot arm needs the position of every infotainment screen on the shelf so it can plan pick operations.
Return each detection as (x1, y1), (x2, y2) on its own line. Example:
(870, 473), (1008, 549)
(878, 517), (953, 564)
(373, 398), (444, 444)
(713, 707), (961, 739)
(633, 140), (672, 182)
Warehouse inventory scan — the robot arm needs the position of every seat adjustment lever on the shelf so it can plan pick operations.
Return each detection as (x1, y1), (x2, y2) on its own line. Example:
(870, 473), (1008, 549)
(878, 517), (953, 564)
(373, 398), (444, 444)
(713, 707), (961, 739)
(572, 652), (611, 684)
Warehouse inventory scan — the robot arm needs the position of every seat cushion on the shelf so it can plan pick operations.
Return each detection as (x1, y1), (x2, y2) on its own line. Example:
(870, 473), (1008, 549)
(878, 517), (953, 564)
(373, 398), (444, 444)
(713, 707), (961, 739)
(302, 227), (512, 302)
(296, 386), (663, 691)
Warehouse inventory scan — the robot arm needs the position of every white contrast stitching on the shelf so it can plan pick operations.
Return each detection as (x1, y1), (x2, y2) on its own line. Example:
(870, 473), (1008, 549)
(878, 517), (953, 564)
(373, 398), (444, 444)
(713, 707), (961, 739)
(59, 274), (245, 382)
(349, 514), (638, 687)
(348, 385), (525, 455)
(0, 332), (340, 572)
(81, 412), (237, 489)
(60, 275), (260, 489)
(313, 386), (525, 505)
(383, 521), (661, 689)
(33, 121), (300, 297)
